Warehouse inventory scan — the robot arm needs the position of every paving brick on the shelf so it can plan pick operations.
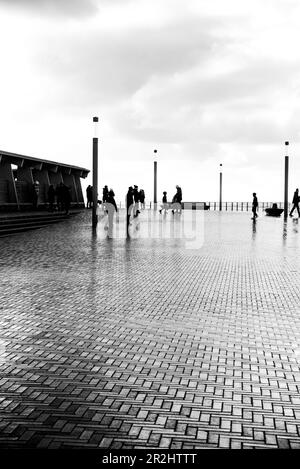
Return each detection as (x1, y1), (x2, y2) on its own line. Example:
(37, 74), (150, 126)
(1, 210), (300, 449)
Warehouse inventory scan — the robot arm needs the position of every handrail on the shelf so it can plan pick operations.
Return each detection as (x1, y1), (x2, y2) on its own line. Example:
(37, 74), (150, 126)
(114, 201), (291, 210)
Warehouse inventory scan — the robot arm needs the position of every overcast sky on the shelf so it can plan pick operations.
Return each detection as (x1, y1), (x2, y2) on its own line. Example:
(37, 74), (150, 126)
(0, 0), (300, 202)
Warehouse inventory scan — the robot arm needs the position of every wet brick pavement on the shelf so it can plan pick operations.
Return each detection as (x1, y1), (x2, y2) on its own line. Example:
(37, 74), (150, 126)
(0, 209), (300, 449)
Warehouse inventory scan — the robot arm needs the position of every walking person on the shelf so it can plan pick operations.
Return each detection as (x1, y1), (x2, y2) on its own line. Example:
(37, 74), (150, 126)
(159, 191), (169, 214)
(289, 188), (300, 217)
(251, 192), (258, 220)
(48, 184), (55, 212)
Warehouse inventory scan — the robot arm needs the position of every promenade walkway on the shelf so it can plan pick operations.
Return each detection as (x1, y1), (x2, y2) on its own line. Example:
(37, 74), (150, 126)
(0, 209), (300, 449)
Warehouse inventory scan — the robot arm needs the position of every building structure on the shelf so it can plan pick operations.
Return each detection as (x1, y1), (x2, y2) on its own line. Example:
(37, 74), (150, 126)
(0, 150), (89, 211)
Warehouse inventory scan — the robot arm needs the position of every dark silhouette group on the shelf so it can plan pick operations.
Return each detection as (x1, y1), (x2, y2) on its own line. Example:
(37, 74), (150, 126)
(47, 182), (71, 214)
(125, 185), (146, 232)
(251, 188), (300, 221)
(126, 185), (145, 219)
(159, 185), (183, 215)
(83, 180), (300, 240)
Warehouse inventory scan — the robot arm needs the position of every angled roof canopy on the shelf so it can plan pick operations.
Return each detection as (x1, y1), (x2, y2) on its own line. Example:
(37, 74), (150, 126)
(0, 150), (90, 178)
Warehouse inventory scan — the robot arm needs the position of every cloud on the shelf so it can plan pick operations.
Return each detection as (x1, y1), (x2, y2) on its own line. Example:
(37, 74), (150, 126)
(115, 55), (300, 146)
(2, 0), (300, 194)
(0, 0), (98, 18)
(29, 0), (300, 149)
(35, 14), (229, 110)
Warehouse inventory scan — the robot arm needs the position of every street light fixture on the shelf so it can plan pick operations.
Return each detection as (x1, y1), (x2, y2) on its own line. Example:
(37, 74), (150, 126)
(154, 149), (157, 206)
(92, 116), (99, 228)
(284, 141), (289, 219)
(219, 163), (223, 211)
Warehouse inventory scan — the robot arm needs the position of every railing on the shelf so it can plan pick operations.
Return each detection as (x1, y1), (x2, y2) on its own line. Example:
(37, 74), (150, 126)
(113, 201), (292, 211)
(206, 202), (292, 211)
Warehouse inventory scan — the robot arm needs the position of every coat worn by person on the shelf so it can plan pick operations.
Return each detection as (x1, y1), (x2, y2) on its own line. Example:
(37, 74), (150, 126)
(292, 191), (299, 205)
(107, 193), (118, 212)
(126, 189), (134, 209)
(133, 187), (140, 203)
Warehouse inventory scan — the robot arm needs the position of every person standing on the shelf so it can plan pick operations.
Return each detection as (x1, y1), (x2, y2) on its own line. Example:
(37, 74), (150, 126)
(289, 188), (300, 217)
(172, 185), (182, 214)
(126, 186), (134, 232)
(159, 191), (168, 214)
(176, 185), (182, 213)
(102, 185), (109, 203)
(86, 185), (93, 208)
(102, 185), (109, 212)
(133, 185), (140, 217)
(139, 189), (145, 210)
(106, 189), (118, 238)
(251, 192), (258, 220)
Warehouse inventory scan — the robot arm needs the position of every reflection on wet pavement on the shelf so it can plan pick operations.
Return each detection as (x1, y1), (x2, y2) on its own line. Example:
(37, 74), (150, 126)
(0, 210), (300, 449)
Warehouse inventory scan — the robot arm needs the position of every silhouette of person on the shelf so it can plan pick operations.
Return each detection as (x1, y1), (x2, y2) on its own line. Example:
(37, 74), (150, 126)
(139, 189), (145, 210)
(106, 189), (118, 238)
(126, 186), (134, 232)
(251, 192), (258, 220)
(133, 185), (140, 217)
(62, 184), (71, 215)
(159, 191), (168, 214)
(86, 185), (93, 209)
(172, 185), (182, 213)
(102, 185), (108, 202)
(289, 188), (300, 217)
(48, 184), (55, 212)
(102, 185), (109, 212)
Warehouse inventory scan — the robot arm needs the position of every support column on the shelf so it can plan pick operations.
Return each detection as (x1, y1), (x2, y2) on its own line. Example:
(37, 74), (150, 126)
(0, 159), (18, 209)
(32, 165), (50, 205)
(15, 166), (34, 206)
(74, 174), (84, 207)
(62, 171), (77, 205)
(48, 169), (63, 188)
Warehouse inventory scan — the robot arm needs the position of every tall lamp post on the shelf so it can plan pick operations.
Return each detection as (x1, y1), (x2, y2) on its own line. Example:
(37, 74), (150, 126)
(92, 116), (99, 228)
(284, 141), (289, 219)
(154, 149), (157, 207)
(219, 163), (223, 211)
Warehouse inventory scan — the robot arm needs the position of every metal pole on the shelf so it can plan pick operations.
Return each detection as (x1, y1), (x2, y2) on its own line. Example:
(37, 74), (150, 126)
(284, 141), (289, 219)
(219, 164), (223, 211)
(154, 150), (157, 206)
(92, 116), (99, 228)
